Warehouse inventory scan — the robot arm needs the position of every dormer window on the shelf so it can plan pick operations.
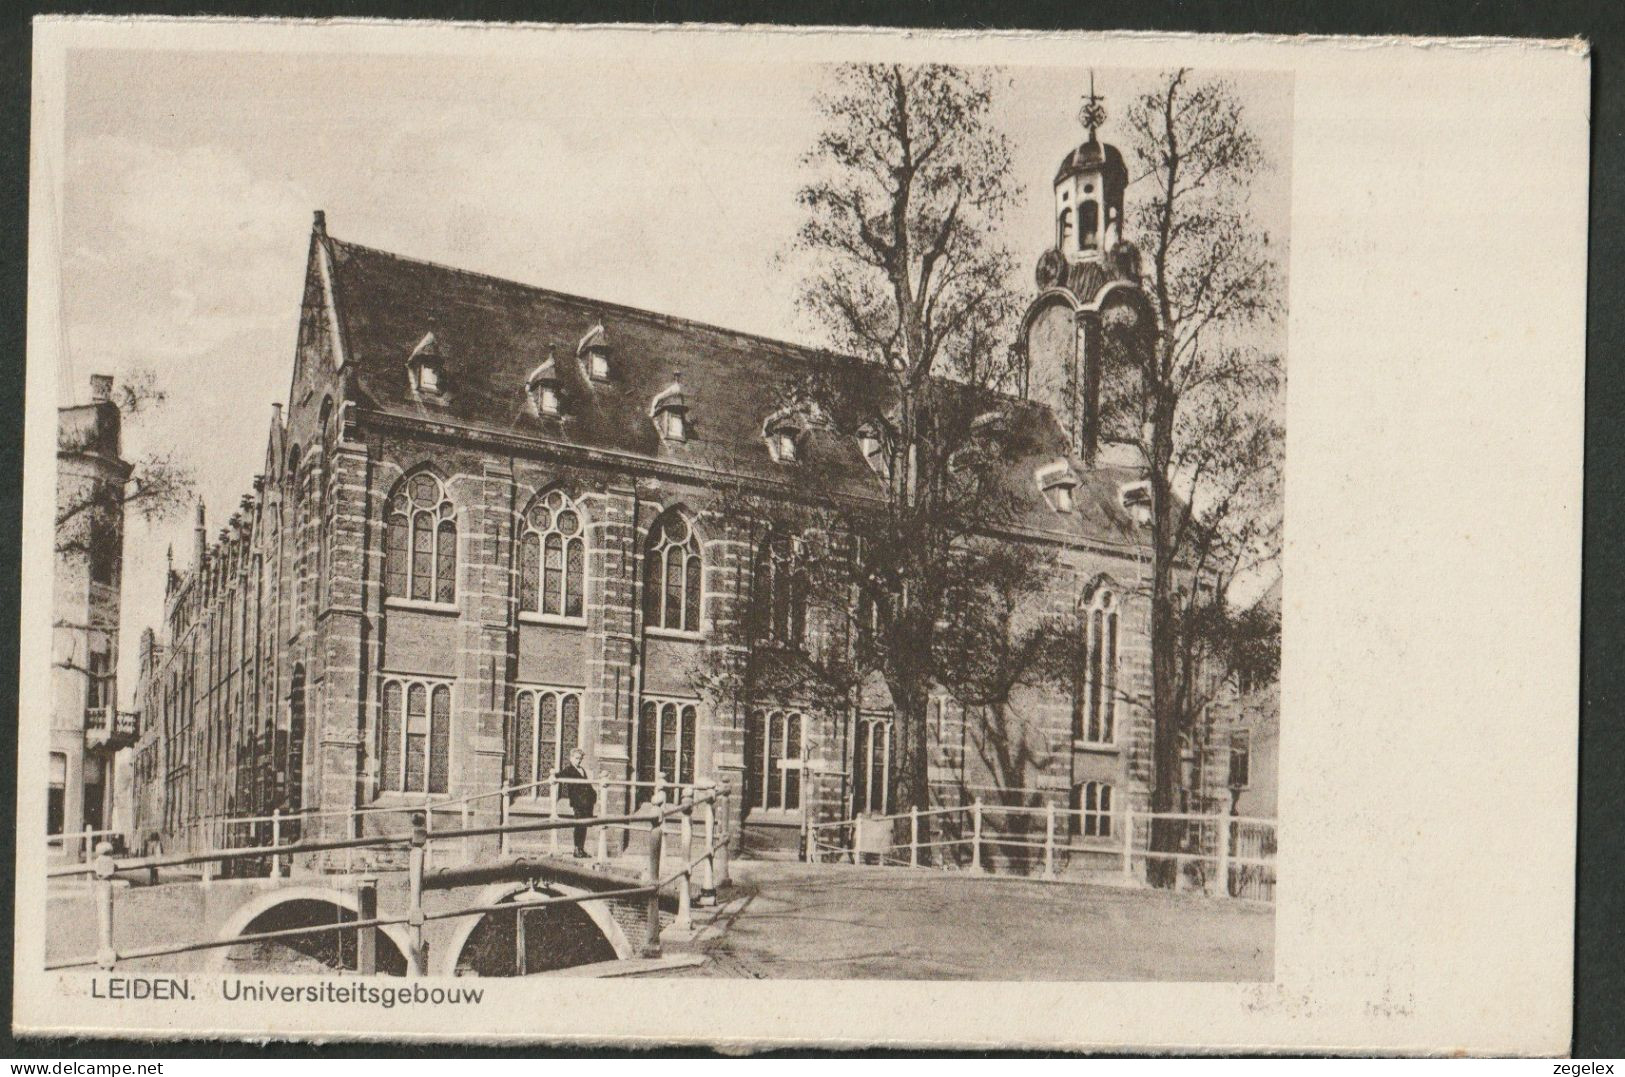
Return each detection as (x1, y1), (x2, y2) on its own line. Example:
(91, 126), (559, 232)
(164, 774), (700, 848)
(857, 422), (891, 478)
(651, 381), (688, 443)
(972, 409), (1008, 439)
(527, 356), (564, 417)
(578, 323), (612, 381)
(408, 332), (447, 395)
(763, 411), (801, 464)
(1120, 481), (1152, 525)
(1036, 460), (1079, 514)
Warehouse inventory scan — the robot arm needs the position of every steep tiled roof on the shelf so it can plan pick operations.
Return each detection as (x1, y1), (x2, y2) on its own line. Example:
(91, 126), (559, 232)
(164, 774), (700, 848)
(325, 234), (1146, 548)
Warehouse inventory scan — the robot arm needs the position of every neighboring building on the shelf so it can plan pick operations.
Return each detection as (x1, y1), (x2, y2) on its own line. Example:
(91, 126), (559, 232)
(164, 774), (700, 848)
(130, 120), (1249, 870)
(53, 374), (138, 854)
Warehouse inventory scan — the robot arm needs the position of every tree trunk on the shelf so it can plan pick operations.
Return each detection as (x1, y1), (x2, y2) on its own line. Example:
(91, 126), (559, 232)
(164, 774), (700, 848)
(886, 671), (932, 860)
(1147, 383), (1184, 889)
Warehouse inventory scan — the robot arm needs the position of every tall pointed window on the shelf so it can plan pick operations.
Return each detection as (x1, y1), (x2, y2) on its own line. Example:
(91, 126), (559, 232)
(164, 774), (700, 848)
(509, 687), (582, 796)
(377, 676), (451, 796)
(1076, 587), (1120, 744)
(643, 513), (703, 633)
(852, 714), (891, 815)
(746, 709), (803, 812)
(518, 490), (587, 621)
(385, 473), (457, 605)
(753, 531), (804, 646)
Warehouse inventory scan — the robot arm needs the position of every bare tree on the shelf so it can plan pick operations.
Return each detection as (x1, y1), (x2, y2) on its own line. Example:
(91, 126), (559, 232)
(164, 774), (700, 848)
(779, 63), (1041, 817)
(1103, 69), (1285, 882)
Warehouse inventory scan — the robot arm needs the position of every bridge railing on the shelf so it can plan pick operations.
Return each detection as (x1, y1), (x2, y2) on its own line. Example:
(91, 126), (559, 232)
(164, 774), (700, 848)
(47, 826), (124, 863)
(807, 798), (1276, 901)
(44, 780), (734, 976)
(149, 772), (704, 874)
(160, 773), (703, 868)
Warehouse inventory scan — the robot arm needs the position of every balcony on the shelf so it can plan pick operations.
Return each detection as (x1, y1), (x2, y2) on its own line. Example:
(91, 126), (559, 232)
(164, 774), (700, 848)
(85, 707), (138, 750)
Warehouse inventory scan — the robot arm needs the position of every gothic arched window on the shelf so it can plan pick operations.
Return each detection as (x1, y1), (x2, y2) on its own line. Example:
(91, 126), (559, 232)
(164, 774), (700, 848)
(753, 531), (804, 646)
(379, 676), (452, 795)
(852, 714), (891, 815)
(643, 513), (702, 633)
(746, 709), (803, 812)
(1076, 587), (1120, 744)
(509, 686), (582, 795)
(518, 490), (587, 620)
(385, 473), (457, 605)
(635, 698), (697, 805)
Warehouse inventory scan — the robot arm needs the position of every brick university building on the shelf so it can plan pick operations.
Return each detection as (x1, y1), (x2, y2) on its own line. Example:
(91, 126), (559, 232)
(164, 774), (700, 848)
(129, 122), (1258, 865)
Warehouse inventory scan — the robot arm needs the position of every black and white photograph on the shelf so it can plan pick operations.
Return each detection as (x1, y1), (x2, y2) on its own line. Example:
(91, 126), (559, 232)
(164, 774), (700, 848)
(14, 19), (1586, 1053)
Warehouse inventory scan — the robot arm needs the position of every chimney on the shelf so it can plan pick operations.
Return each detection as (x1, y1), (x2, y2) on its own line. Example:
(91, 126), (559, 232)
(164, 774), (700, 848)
(89, 374), (113, 403)
(313, 209), (327, 237)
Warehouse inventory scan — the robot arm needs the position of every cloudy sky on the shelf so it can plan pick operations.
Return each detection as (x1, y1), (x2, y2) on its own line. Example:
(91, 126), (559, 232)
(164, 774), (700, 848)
(53, 47), (1290, 702)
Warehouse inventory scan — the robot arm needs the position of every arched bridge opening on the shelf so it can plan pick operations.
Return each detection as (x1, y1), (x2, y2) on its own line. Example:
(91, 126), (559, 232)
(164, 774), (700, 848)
(213, 890), (410, 976)
(447, 884), (624, 977)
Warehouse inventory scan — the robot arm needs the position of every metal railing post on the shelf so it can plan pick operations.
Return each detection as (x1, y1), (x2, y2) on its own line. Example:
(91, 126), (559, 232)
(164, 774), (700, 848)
(461, 801), (472, 865)
(1215, 815), (1231, 899)
(854, 814), (866, 866)
(910, 806), (920, 868)
(405, 812), (428, 976)
(271, 809), (282, 879)
(596, 774), (610, 864)
(1045, 802), (1057, 880)
(201, 823), (214, 887)
(676, 797), (694, 933)
(356, 875), (378, 976)
(715, 778), (732, 890)
(972, 797), (983, 871)
(93, 841), (117, 971)
(499, 795), (511, 857)
(698, 779), (717, 906)
(549, 777), (562, 855)
(642, 792), (666, 957)
(1122, 805), (1135, 880)
(514, 901), (528, 977)
(82, 824), (94, 864)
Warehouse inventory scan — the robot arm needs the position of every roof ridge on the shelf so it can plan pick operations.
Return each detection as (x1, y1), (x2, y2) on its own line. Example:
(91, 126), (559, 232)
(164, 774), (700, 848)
(328, 233), (842, 367)
(326, 230), (1064, 425)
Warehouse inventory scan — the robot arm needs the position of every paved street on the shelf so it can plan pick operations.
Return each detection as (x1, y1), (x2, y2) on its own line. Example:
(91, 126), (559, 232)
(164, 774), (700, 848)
(667, 861), (1274, 981)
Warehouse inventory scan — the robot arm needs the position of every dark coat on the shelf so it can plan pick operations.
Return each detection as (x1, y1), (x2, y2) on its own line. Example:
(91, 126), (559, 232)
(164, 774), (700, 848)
(557, 763), (596, 816)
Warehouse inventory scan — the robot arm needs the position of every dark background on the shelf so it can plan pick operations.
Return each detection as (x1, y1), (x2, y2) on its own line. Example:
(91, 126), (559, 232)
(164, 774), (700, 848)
(0, 0), (1617, 1059)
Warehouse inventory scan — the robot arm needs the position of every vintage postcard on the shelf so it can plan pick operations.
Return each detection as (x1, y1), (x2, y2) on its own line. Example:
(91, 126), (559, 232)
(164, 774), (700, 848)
(14, 18), (1586, 1052)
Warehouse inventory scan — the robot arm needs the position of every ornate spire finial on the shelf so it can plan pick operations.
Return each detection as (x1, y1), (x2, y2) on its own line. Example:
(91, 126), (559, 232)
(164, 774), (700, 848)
(1077, 70), (1106, 141)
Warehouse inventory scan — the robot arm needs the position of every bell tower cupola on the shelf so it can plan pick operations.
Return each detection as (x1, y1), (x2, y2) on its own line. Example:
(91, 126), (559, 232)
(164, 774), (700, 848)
(1053, 75), (1127, 265)
(1020, 74), (1151, 466)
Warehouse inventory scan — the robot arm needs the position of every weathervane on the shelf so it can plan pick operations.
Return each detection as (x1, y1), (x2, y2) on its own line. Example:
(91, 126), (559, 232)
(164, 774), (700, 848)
(1077, 70), (1107, 141)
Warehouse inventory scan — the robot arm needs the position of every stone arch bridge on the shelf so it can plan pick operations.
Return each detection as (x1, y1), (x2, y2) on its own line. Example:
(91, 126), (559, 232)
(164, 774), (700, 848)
(45, 852), (688, 978)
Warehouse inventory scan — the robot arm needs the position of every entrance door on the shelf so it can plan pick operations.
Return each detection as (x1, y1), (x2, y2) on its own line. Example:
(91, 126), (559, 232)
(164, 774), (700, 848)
(82, 755), (106, 833)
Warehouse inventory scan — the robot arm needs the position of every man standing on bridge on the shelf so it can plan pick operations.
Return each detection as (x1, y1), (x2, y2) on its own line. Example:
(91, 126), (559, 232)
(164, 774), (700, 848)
(557, 748), (596, 857)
